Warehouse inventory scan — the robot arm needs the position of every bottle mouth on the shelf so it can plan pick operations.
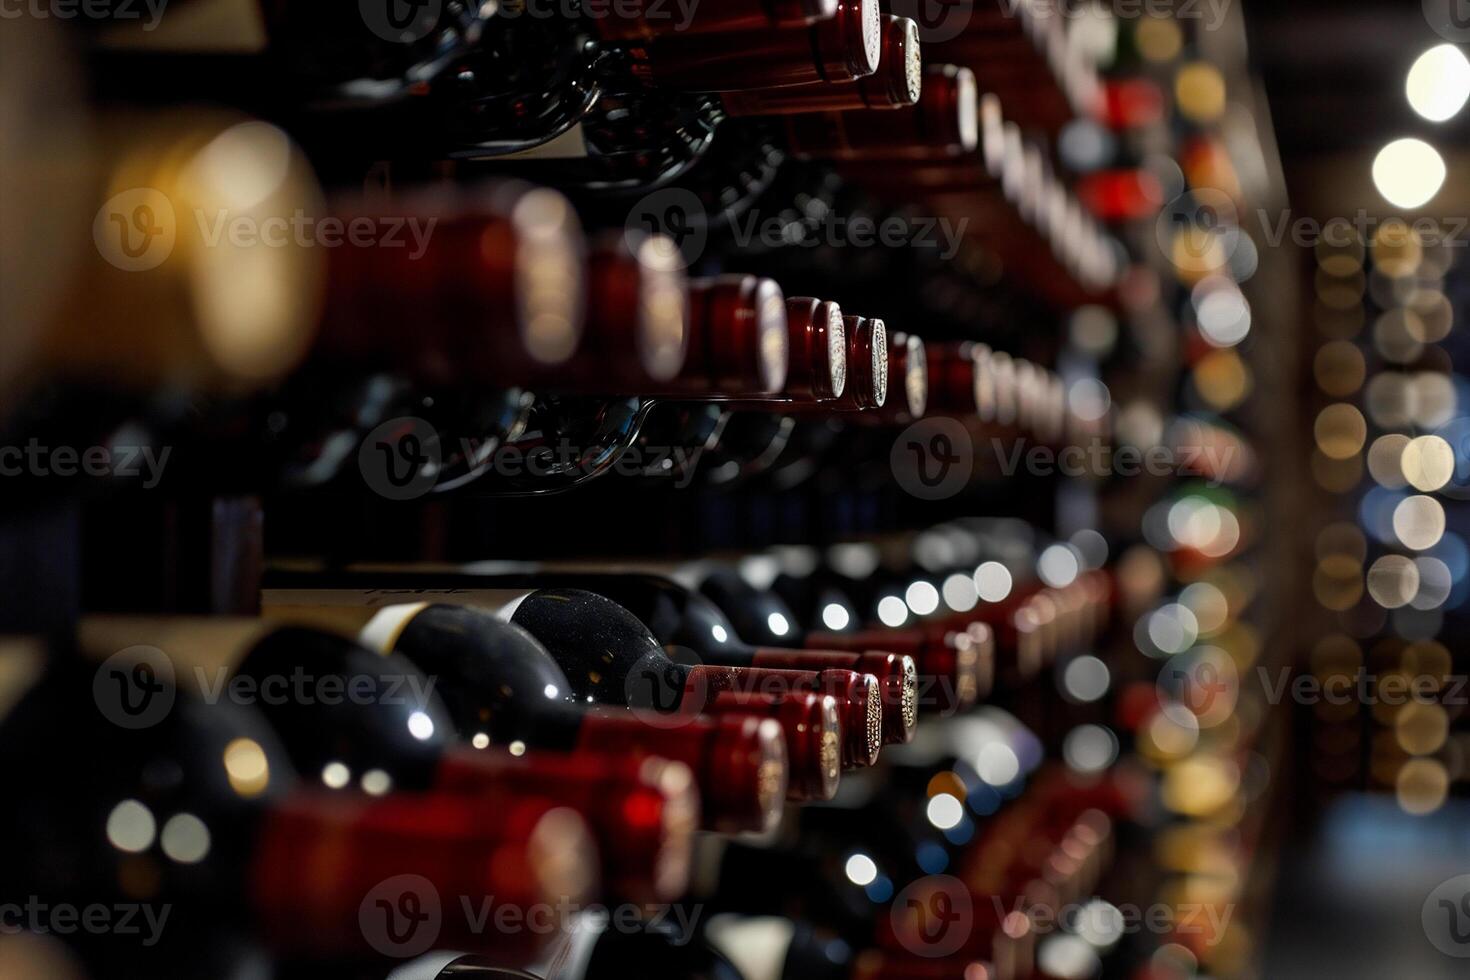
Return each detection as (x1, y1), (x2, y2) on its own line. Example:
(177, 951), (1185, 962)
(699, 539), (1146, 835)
(981, 92), (1006, 178)
(894, 18), (924, 105)
(973, 343), (996, 421)
(782, 692), (842, 800)
(633, 233), (689, 382)
(991, 350), (1018, 425)
(253, 793), (599, 955)
(902, 334), (928, 418)
(526, 805), (602, 915)
(899, 654), (919, 738)
(854, 0), (882, 76)
(711, 715), (788, 833)
(859, 672), (883, 766)
(511, 187), (585, 366)
(868, 318), (889, 409)
(631, 758), (700, 901)
(753, 277), (791, 393)
(817, 696), (843, 795)
(823, 301), (848, 399)
(952, 66), (980, 155)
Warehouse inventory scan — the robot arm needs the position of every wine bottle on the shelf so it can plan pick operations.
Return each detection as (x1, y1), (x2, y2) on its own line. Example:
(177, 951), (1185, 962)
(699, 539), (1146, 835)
(696, 567), (916, 744)
(622, 0), (882, 92)
(77, 616), (706, 901)
(247, 604), (789, 833)
(262, 573), (902, 762)
(803, 327), (924, 425)
(318, 180), (586, 389)
(783, 65), (978, 161)
(780, 297), (848, 403)
(724, 297), (847, 406)
(503, 588), (880, 770)
(261, 581), (852, 799)
(719, 16), (922, 116)
(766, 559), (992, 714)
(654, 275), (791, 399)
(825, 316), (888, 412)
(0, 652), (597, 968)
(591, 0), (838, 41)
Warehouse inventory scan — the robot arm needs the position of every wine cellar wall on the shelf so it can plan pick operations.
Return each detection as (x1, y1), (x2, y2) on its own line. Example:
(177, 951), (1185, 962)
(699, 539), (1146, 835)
(5, 2), (1468, 979)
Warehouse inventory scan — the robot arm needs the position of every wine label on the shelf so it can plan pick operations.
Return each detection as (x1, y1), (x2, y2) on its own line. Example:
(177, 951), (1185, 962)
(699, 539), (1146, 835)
(357, 602), (432, 655)
(492, 123), (592, 161)
(262, 588), (538, 630)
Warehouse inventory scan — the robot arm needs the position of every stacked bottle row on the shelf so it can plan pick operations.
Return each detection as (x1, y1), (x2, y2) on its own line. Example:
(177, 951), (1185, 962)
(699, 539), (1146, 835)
(0, 519), (1121, 978)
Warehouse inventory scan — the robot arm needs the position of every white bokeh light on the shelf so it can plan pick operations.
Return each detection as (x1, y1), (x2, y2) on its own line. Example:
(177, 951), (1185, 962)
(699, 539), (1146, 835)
(1372, 138), (1447, 209)
(1407, 44), (1470, 122)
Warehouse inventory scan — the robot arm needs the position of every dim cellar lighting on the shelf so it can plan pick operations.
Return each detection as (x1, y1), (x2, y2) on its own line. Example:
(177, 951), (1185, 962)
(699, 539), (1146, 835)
(1371, 139), (1446, 210)
(1406, 44), (1470, 122)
